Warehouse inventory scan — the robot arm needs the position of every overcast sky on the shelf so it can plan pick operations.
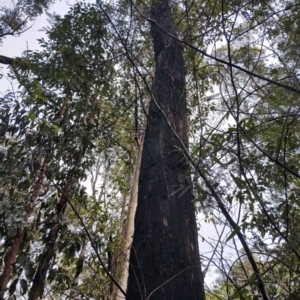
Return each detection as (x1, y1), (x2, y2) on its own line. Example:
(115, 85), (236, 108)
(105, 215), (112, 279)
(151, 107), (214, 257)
(1, 0), (78, 93)
(2, 0), (77, 57)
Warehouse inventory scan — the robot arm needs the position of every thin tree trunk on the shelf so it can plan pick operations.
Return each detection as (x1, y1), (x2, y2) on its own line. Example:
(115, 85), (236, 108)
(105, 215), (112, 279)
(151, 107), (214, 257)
(108, 172), (130, 298)
(0, 160), (47, 300)
(30, 160), (48, 206)
(91, 154), (104, 200)
(111, 137), (144, 300)
(127, 0), (205, 299)
(98, 160), (111, 203)
(28, 136), (88, 299)
(0, 228), (24, 299)
(117, 175), (131, 237)
(28, 188), (69, 300)
(27, 87), (89, 299)
(0, 88), (69, 299)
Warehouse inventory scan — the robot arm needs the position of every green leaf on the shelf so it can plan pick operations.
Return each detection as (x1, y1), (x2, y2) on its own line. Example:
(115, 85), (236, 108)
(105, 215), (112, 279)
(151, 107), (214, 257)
(74, 257), (84, 279)
(225, 226), (241, 243)
(20, 279), (28, 295)
(9, 278), (18, 296)
(27, 111), (36, 121)
(25, 261), (35, 280)
(48, 269), (57, 283)
(231, 289), (242, 299)
(230, 173), (246, 189)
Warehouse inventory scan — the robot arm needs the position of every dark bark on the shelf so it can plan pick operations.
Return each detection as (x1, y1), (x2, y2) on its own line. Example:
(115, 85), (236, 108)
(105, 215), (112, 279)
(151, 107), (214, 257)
(127, 1), (205, 299)
(0, 55), (14, 65)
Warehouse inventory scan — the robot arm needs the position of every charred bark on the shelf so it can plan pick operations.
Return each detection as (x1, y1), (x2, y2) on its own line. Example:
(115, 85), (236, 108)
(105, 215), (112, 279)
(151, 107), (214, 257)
(127, 1), (205, 299)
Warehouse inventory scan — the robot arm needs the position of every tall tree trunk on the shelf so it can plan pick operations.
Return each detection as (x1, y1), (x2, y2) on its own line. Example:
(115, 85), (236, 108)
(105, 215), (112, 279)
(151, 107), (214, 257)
(111, 137), (143, 300)
(127, 1), (205, 299)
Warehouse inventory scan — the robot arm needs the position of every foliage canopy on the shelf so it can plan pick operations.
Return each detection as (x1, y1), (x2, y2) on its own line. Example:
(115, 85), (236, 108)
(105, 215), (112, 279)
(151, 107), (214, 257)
(1, 0), (300, 299)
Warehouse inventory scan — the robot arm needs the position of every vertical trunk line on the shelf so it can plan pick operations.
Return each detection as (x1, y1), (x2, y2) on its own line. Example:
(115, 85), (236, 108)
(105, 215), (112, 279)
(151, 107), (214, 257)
(127, 0), (205, 299)
(28, 188), (69, 300)
(111, 137), (144, 300)
(0, 228), (24, 300)
(27, 87), (88, 299)
(0, 89), (70, 299)
(109, 175), (130, 299)
(0, 160), (48, 300)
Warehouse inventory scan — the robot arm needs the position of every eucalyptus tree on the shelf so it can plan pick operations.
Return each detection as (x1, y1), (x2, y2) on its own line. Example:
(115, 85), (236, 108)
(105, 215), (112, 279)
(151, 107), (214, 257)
(101, 0), (300, 299)
(2, 0), (300, 299)
(0, 3), (136, 298)
(120, 0), (206, 298)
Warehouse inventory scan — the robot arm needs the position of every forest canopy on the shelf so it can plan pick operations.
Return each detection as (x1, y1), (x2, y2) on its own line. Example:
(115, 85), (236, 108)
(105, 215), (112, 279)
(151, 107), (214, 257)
(1, 0), (300, 299)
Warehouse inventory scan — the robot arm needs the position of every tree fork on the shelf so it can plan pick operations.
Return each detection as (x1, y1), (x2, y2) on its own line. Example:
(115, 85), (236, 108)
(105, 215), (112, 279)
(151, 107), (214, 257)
(127, 0), (205, 299)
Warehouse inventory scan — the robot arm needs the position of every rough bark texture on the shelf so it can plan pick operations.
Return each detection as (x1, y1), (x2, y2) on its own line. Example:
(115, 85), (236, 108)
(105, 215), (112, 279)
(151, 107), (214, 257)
(127, 1), (205, 299)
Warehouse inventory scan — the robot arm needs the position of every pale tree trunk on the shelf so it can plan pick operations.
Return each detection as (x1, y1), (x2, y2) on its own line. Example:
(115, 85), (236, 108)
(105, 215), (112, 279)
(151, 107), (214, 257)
(118, 175), (131, 237)
(109, 176), (129, 298)
(110, 137), (144, 300)
(98, 160), (111, 204)
(91, 154), (103, 200)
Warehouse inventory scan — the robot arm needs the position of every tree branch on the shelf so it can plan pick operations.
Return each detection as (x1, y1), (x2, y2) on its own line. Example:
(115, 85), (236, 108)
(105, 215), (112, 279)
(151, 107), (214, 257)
(0, 55), (15, 65)
(133, 3), (300, 95)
